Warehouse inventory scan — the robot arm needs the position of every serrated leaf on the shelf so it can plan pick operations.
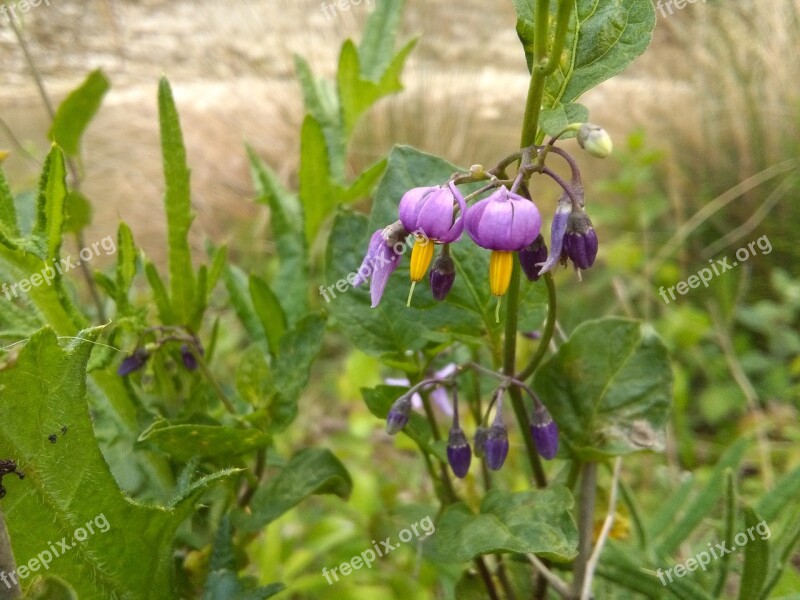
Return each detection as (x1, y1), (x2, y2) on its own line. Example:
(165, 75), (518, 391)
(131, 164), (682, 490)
(533, 318), (672, 458)
(33, 146), (67, 260)
(358, 0), (406, 81)
(48, 70), (110, 157)
(138, 421), (271, 461)
(0, 327), (230, 600)
(427, 487), (578, 563)
(233, 448), (352, 531)
(158, 77), (195, 323)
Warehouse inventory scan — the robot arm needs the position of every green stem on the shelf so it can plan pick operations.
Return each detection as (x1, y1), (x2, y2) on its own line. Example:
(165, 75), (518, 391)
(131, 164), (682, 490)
(572, 462), (597, 599)
(540, 0), (573, 76)
(516, 272), (557, 382)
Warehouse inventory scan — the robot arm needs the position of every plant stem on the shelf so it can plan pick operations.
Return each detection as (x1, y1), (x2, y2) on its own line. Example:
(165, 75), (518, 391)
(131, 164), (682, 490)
(516, 272), (557, 382)
(572, 461), (597, 599)
(475, 557), (502, 600)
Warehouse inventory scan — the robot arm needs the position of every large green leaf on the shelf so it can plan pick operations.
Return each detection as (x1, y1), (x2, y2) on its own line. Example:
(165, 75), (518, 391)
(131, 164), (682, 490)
(427, 487), (578, 563)
(138, 422), (271, 461)
(158, 77), (196, 324)
(48, 69), (110, 157)
(233, 448), (352, 532)
(0, 328), (232, 600)
(533, 318), (672, 458)
(514, 0), (656, 109)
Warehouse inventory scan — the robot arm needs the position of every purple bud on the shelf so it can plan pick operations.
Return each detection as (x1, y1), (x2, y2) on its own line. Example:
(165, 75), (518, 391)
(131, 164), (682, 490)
(429, 253), (456, 301)
(563, 211), (598, 270)
(399, 183), (467, 243)
(473, 426), (489, 458)
(484, 422), (509, 471)
(117, 348), (149, 376)
(386, 395), (412, 435)
(519, 235), (548, 281)
(180, 345), (198, 371)
(447, 426), (472, 478)
(530, 403), (559, 460)
(465, 186), (542, 251)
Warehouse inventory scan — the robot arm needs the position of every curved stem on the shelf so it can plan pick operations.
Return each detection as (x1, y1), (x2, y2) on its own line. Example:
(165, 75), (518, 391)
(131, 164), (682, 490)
(516, 272), (557, 382)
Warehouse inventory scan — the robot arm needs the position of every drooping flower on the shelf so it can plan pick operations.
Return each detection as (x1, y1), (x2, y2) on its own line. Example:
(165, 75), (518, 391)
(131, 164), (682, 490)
(399, 183), (467, 304)
(562, 210), (598, 270)
(352, 221), (409, 307)
(180, 344), (198, 371)
(447, 426), (472, 478)
(484, 419), (509, 471)
(465, 186), (541, 297)
(386, 394), (412, 435)
(530, 401), (559, 460)
(117, 347), (150, 376)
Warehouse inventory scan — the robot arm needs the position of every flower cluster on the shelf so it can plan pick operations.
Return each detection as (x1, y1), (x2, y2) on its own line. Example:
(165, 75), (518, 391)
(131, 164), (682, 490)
(353, 123), (610, 312)
(385, 373), (559, 478)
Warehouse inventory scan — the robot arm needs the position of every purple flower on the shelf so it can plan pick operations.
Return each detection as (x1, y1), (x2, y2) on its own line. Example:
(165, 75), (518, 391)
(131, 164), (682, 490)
(447, 426), (472, 478)
(398, 183), (467, 243)
(117, 348), (149, 376)
(352, 221), (408, 307)
(537, 192), (571, 276)
(464, 187), (541, 299)
(519, 234), (548, 281)
(464, 187), (541, 251)
(484, 421), (509, 471)
(530, 402), (559, 460)
(429, 252), (456, 301)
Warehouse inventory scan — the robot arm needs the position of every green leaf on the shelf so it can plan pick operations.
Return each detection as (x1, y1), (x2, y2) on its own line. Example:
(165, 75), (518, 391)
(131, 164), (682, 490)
(539, 102), (589, 138)
(203, 516), (285, 600)
(337, 38), (417, 136)
(533, 318), (672, 458)
(428, 487), (578, 563)
(0, 165), (19, 237)
(33, 145), (68, 260)
(223, 263), (266, 347)
(115, 222), (137, 312)
(249, 275), (286, 357)
(299, 115), (335, 244)
(756, 465), (800, 523)
(339, 158), (387, 204)
(23, 575), (78, 600)
(158, 77), (196, 323)
(0, 327), (232, 600)
(246, 147), (308, 324)
(145, 260), (174, 324)
(138, 421), (271, 461)
(62, 190), (93, 234)
(235, 345), (274, 408)
(738, 507), (770, 600)
(514, 0), (656, 108)
(233, 448), (352, 532)
(358, 0), (406, 81)
(48, 69), (110, 157)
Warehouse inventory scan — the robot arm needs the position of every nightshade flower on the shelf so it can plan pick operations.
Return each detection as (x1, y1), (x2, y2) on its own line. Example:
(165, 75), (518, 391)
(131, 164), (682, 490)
(386, 394), (412, 435)
(519, 234), (548, 281)
(352, 221), (409, 308)
(180, 344), (198, 371)
(484, 419), (509, 471)
(562, 210), (598, 270)
(530, 401), (559, 460)
(465, 186), (541, 319)
(399, 183), (467, 305)
(447, 426), (472, 478)
(117, 348), (150, 376)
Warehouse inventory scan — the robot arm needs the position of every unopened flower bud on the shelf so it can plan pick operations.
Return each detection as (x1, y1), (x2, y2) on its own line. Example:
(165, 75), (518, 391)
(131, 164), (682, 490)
(447, 426), (472, 478)
(180, 345), (198, 371)
(563, 211), (598, 270)
(519, 234), (548, 281)
(530, 402), (559, 460)
(484, 422), (509, 471)
(386, 395), (412, 435)
(473, 426), (489, 458)
(429, 253), (456, 301)
(117, 347), (150, 376)
(577, 123), (613, 158)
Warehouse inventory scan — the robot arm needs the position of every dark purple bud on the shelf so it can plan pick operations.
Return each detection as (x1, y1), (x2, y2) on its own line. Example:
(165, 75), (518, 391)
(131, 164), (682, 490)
(563, 211), (598, 270)
(117, 348), (150, 376)
(473, 426), (489, 458)
(447, 426), (472, 478)
(530, 403), (559, 460)
(484, 422), (509, 471)
(519, 234), (548, 281)
(523, 330), (541, 340)
(180, 345), (198, 371)
(429, 252), (456, 301)
(386, 395), (412, 435)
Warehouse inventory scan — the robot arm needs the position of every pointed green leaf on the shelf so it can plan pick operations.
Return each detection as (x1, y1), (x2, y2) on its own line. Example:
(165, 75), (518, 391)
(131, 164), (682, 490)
(144, 261), (174, 324)
(48, 69), (110, 157)
(299, 115), (334, 243)
(233, 448), (352, 532)
(738, 507), (770, 600)
(249, 275), (286, 356)
(115, 222), (137, 312)
(138, 422), (271, 461)
(358, 0), (406, 80)
(223, 264), (266, 347)
(158, 77), (196, 323)
(33, 145), (68, 260)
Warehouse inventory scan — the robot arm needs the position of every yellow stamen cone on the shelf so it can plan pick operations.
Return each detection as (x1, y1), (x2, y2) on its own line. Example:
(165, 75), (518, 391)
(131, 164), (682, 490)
(407, 236), (435, 306)
(489, 250), (513, 297)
